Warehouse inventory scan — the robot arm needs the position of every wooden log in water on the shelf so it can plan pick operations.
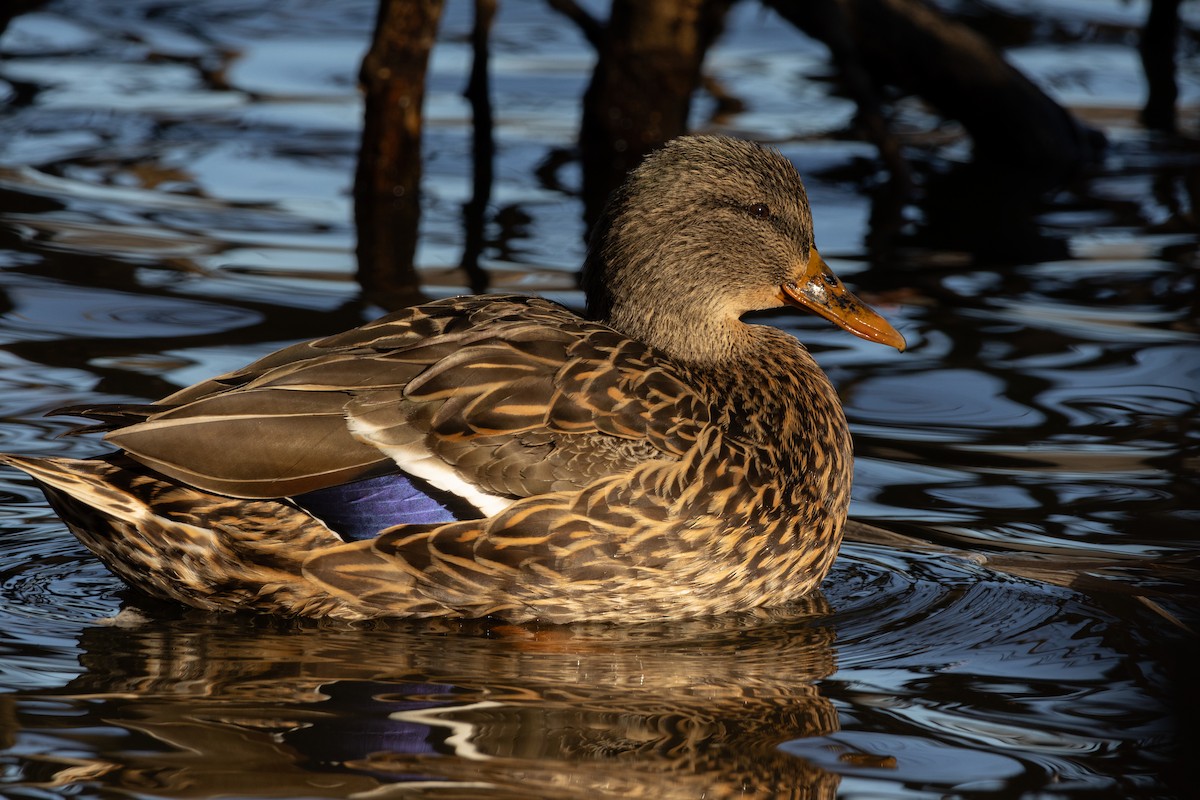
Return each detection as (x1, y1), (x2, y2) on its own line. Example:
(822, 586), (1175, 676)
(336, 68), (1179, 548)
(768, 0), (1104, 171)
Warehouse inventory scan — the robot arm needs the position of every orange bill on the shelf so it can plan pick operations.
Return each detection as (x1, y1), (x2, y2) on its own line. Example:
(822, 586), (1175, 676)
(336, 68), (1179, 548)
(780, 249), (906, 351)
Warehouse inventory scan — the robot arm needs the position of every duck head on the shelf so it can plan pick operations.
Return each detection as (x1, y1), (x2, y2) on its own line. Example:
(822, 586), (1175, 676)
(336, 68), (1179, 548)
(583, 136), (905, 362)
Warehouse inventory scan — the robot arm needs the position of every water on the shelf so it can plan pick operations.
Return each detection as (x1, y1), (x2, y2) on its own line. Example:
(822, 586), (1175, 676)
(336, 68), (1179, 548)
(0, 0), (1197, 797)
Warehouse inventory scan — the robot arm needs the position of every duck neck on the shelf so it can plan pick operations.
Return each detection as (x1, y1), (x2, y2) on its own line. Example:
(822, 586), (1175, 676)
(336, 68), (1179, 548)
(606, 304), (753, 366)
(583, 238), (755, 366)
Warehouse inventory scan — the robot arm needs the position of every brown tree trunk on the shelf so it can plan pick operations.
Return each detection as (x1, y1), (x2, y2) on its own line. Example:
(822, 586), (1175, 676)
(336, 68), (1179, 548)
(354, 0), (444, 308)
(578, 0), (734, 233)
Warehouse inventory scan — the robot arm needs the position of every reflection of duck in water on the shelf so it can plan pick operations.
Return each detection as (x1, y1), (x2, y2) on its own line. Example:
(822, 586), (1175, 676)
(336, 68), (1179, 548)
(1, 136), (904, 623)
(10, 605), (840, 798)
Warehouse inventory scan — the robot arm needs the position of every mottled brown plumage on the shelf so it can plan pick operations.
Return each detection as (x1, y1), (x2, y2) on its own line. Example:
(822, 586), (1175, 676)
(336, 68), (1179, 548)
(1, 136), (904, 623)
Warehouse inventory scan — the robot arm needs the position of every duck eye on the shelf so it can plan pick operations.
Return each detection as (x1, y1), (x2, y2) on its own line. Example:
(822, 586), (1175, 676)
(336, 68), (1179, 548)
(747, 202), (771, 219)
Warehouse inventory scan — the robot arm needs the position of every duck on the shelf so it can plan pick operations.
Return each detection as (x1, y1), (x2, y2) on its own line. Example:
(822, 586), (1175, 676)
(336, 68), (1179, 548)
(1, 135), (904, 624)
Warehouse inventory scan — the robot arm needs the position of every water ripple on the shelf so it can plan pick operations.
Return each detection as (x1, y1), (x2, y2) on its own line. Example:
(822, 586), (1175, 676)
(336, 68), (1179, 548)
(848, 369), (1044, 432)
(3, 283), (261, 342)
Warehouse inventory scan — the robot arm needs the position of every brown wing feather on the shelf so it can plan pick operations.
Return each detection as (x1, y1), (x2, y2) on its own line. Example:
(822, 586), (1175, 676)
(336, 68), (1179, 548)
(109, 392), (391, 497)
(97, 295), (709, 502)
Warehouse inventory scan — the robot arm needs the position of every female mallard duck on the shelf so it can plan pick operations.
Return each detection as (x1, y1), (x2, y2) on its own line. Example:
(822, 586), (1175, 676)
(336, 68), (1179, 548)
(2, 135), (904, 624)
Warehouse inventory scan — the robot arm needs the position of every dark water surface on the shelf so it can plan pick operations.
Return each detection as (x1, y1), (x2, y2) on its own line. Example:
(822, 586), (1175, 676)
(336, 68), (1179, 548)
(1, 1), (1197, 797)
